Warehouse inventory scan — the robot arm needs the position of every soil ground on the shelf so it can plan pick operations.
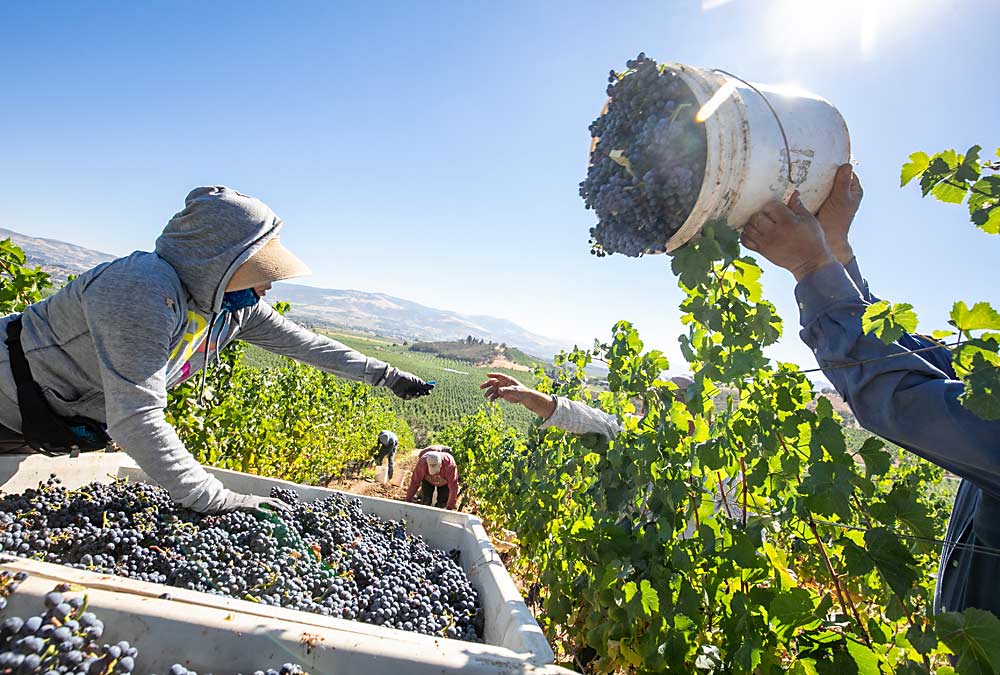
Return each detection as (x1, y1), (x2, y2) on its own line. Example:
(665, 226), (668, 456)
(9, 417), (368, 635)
(326, 446), (420, 501)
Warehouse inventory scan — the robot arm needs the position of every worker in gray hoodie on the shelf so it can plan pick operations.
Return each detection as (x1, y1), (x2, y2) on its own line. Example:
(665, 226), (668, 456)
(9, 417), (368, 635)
(0, 186), (433, 514)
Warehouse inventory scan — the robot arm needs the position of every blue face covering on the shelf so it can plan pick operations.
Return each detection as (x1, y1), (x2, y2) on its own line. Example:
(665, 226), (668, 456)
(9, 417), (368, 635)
(221, 288), (260, 313)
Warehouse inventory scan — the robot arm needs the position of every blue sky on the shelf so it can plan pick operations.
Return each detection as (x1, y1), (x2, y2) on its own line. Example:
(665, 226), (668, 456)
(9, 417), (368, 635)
(2, 1), (997, 372)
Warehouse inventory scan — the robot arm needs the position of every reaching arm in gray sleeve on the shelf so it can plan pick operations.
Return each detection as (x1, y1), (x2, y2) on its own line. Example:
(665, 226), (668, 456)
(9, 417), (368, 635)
(79, 266), (229, 513)
(540, 396), (623, 440)
(237, 302), (391, 385)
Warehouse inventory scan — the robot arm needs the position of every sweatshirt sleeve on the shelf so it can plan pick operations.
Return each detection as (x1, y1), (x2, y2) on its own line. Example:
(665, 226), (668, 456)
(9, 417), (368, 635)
(80, 266), (230, 513)
(405, 460), (427, 502)
(797, 262), (1000, 496)
(540, 396), (623, 440)
(237, 302), (391, 385)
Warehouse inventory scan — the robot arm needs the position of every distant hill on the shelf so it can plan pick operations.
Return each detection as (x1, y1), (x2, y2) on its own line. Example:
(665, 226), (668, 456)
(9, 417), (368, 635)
(1, 227), (570, 358)
(0, 227), (115, 282)
(270, 282), (568, 358)
(408, 338), (548, 372)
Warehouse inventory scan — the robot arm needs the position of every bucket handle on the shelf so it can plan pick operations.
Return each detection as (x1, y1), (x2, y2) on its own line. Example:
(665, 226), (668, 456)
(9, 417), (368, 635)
(711, 69), (796, 186)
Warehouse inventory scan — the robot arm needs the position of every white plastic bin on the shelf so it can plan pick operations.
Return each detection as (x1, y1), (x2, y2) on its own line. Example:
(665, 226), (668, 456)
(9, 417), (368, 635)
(0, 453), (569, 674)
(661, 63), (851, 252)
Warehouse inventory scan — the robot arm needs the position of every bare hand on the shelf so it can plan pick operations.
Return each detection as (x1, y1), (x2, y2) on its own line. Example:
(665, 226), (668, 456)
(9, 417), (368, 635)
(816, 163), (863, 264)
(480, 373), (557, 419)
(480, 373), (530, 404)
(741, 192), (836, 282)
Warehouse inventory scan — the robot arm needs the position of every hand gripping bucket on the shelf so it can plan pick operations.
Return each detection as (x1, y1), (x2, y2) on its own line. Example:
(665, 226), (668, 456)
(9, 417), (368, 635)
(660, 63), (851, 252)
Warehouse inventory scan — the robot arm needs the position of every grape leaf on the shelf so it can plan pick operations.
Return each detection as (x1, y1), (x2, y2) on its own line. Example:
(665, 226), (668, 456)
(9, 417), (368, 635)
(958, 348), (1000, 420)
(799, 461), (855, 520)
(845, 641), (880, 675)
(638, 579), (660, 615)
(856, 436), (891, 479)
(950, 301), (1000, 332)
(862, 300), (919, 343)
(769, 587), (818, 639)
(864, 528), (918, 599)
(906, 623), (938, 656)
(900, 151), (930, 187)
(935, 608), (1000, 675)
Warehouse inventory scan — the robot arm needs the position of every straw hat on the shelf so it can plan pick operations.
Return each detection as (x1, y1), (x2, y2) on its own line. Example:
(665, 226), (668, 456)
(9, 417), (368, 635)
(226, 237), (312, 292)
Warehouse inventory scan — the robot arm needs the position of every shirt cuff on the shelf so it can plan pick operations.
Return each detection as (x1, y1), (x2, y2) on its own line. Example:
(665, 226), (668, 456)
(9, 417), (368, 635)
(539, 395), (567, 429)
(795, 262), (864, 328)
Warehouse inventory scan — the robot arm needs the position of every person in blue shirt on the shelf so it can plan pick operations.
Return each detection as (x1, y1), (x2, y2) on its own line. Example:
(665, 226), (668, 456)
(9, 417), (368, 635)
(374, 430), (398, 480)
(741, 164), (1000, 617)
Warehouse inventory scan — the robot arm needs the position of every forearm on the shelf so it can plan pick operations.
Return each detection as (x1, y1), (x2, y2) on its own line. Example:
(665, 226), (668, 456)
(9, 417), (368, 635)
(518, 389), (558, 419)
(110, 410), (229, 512)
(240, 303), (389, 385)
(797, 263), (1000, 494)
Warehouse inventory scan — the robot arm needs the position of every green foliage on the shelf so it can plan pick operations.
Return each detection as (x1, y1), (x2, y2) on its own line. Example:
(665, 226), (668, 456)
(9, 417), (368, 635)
(861, 300), (918, 344)
(862, 145), (1000, 419)
(166, 343), (412, 485)
(901, 146), (1000, 234)
(934, 608), (1000, 675)
(0, 238), (51, 313)
(318, 331), (541, 441)
(443, 219), (970, 673)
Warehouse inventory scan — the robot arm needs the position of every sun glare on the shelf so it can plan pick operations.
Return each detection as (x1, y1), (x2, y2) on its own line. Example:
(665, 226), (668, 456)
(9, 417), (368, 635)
(705, 0), (943, 61)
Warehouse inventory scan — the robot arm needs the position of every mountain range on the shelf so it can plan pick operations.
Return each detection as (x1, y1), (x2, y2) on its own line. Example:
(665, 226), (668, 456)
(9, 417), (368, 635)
(1, 227), (568, 357)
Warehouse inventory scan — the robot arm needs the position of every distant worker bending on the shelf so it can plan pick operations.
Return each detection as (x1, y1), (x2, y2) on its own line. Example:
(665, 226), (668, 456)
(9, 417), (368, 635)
(406, 446), (459, 510)
(373, 430), (398, 480)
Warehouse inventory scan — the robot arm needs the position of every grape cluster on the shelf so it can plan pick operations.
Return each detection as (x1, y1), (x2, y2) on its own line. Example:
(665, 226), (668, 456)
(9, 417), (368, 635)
(0, 477), (483, 643)
(0, 575), (304, 674)
(580, 53), (708, 257)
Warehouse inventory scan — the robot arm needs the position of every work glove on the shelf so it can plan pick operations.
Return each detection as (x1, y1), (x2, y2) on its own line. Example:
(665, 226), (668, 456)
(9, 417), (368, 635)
(383, 367), (434, 400)
(214, 491), (293, 516)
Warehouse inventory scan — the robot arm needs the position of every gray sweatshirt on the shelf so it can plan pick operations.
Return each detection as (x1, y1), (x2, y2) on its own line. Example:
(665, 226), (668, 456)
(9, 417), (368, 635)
(0, 186), (390, 512)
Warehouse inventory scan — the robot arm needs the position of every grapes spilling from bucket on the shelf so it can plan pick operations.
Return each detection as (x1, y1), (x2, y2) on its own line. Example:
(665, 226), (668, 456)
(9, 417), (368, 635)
(0, 477), (483, 643)
(581, 53), (708, 257)
(0, 573), (304, 674)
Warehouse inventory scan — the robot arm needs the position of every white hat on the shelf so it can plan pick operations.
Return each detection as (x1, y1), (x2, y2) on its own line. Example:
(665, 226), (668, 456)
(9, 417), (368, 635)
(425, 452), (443, 475)
(226, 236), (312, 292)
(669, 373), (695, 391)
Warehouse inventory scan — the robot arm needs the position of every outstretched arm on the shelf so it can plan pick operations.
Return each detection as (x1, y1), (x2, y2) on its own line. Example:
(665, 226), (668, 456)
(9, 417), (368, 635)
(238, 301), (432, 398)
(481, 373), (622, 440)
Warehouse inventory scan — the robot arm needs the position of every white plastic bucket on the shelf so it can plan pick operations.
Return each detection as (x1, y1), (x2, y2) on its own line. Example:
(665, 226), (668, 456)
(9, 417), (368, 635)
(374, 465), (389, 484)
(662, 63), (851, 252)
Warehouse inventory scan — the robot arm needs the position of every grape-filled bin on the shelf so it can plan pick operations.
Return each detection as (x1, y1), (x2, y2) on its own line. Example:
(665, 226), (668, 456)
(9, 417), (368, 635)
(0, 453), (572, 675)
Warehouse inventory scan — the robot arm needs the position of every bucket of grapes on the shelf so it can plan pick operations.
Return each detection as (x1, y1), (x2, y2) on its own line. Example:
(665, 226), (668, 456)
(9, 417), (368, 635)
(582, 54), (851, 257)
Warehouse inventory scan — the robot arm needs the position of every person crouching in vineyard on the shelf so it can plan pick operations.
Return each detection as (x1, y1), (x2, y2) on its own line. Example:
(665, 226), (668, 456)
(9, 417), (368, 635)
(0, 186), (433, 515)
(741, 164), (1000, 618)
(373, 429), (398, 480)
(405, 446), (458, 510)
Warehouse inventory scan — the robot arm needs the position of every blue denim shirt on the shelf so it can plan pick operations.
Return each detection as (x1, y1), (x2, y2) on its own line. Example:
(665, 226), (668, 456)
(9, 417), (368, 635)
(796, 259), (1000, 616)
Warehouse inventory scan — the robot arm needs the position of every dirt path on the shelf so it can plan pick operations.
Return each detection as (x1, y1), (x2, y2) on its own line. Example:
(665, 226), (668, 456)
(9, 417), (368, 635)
(326, 447), (420, 501)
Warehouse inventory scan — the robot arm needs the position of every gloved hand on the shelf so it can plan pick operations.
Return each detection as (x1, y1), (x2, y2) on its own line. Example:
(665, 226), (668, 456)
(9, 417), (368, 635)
(383, 367), (434, 400)
(215, 491), (293, 516)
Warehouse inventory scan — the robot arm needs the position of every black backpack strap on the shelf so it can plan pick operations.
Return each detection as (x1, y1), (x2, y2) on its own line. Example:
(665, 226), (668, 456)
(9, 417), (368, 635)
(4, 317), (108, 455)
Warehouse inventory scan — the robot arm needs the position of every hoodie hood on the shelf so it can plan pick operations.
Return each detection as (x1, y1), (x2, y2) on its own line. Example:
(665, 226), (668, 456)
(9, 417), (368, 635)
(155, 186), (282, 313)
